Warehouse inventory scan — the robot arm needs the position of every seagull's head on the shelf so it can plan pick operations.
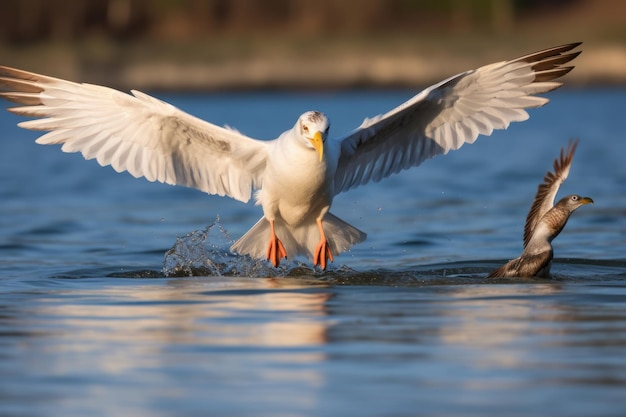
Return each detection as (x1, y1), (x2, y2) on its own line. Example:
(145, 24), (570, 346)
(297, 111), (330, 162)
(558, 194), (594, 212)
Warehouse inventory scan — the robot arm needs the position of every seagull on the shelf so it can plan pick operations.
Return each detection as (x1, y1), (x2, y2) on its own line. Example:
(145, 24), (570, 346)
(0, 43), (581, 270)
(488, 139), (593, 278)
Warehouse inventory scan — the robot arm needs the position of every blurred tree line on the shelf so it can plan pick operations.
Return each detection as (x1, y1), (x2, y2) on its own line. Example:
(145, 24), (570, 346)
(1, 0), (577, 43)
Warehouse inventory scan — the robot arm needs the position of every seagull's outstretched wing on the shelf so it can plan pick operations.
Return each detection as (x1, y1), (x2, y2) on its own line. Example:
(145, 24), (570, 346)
(523, 139), (578, 248)
(333, 43), (581, 194)
(0, 66), (268, 203)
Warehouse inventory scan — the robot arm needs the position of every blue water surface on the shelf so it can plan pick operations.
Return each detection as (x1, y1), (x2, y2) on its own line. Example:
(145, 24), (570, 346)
(1, 88), (625, 416)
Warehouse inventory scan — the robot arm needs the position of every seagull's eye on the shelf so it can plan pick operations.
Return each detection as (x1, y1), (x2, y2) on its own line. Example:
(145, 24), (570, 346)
(571, 195), (579, 201)
(302, 125), (309, 134)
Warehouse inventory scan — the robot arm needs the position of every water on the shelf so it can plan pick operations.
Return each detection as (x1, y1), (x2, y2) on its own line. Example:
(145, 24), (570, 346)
(1, 88), (625, 416)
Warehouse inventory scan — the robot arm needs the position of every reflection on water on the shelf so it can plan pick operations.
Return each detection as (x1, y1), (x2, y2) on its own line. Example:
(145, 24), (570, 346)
(321, 282), (626, 416)
(1, 278), (334, 416)
(24, 279), (331, 349)
(2, 276), (626, 416)
(439, 284), (564, 348)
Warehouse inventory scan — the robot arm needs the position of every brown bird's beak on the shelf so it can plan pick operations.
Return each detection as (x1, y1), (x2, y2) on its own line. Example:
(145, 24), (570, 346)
(308, 131), (324, 161)
(580, 197), (594, 205)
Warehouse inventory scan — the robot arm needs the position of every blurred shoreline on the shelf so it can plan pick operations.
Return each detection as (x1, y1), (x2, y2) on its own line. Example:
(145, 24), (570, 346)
(2, 37), (625, 91)
(1, 0), (625, 91)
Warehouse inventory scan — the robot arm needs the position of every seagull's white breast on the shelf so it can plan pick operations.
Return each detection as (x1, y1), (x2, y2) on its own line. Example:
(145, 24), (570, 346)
(258, 130), (334, 226)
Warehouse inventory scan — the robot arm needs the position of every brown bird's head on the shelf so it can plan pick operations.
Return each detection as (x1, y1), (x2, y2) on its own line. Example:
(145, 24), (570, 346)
(537, 194), (594, 245)
(556, 194), (594, 212)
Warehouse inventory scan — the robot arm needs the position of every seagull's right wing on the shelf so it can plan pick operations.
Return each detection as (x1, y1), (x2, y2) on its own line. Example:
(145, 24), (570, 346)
(523, 139), (579, 248)
(0, 66), (269, 203)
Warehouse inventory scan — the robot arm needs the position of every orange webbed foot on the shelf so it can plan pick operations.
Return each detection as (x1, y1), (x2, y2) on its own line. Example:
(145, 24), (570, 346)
(266, 220), (287, 267)
(266, 237), (287, 267)
(313, 239), (334, 270)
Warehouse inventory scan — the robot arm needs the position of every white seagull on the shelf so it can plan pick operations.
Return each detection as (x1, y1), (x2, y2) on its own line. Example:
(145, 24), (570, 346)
(0, 43), (581, 270)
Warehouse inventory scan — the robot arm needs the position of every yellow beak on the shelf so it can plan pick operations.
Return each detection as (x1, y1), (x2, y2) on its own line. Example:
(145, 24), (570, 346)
(580, 197), (594, 205)
(309, 131), (324, 162)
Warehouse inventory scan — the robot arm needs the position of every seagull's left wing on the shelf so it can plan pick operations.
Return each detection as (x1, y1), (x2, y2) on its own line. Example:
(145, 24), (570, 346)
(333, 43), (581, 194)
(523, 139), (578, 248)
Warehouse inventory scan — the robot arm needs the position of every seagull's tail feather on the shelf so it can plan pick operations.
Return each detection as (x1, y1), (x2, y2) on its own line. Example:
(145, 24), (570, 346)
(230, 213), (367, 264)
(319, 213), (367, 258)
(230, 217), (272, 260)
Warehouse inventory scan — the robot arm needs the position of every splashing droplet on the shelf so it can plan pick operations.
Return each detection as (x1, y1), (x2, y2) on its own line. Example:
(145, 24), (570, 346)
(162, 216), (317, 277)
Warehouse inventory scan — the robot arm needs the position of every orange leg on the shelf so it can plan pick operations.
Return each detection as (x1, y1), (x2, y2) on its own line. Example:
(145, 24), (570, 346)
(266, 219), (287, 267)
(313, 218), (334, 270)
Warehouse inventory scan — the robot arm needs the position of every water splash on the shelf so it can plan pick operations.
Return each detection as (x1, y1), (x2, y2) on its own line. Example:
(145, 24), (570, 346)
(162, 216), (318, 278)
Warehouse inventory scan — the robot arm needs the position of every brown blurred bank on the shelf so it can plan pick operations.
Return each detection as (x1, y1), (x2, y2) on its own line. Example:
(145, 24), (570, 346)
(0, 0), (625, 90)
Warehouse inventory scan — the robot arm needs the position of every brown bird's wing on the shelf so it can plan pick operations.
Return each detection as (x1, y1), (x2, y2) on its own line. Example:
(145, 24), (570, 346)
(523, 139), (578, 248)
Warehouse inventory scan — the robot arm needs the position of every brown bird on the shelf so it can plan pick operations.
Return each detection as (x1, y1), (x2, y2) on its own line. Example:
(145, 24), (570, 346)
(488, 139), (593, 278)
(0, 43), (581, 270)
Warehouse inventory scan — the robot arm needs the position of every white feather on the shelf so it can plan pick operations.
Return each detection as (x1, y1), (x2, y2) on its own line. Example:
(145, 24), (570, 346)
(333, 44), (580, 194)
